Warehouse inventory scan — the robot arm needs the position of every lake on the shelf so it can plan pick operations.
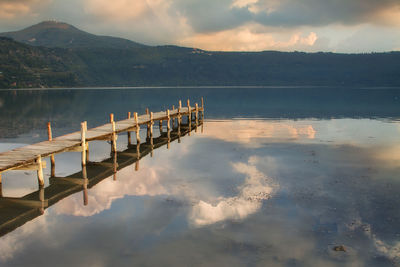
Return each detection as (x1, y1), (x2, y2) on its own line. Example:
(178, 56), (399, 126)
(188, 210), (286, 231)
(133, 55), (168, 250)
(0, 87), (400, 266)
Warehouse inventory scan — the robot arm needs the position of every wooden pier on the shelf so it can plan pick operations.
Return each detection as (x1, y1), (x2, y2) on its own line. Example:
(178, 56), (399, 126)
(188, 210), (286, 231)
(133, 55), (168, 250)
(0, 98), (204, 188)
(0, 120), (201, 237)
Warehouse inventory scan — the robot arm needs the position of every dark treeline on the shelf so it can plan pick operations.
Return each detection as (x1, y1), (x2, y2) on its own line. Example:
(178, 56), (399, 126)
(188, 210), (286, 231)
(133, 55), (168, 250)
(1, 37), (400, 89)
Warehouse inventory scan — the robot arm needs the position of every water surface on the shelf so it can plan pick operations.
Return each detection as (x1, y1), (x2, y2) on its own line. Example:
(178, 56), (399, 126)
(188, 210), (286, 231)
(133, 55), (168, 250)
(0, 87), (399, 266)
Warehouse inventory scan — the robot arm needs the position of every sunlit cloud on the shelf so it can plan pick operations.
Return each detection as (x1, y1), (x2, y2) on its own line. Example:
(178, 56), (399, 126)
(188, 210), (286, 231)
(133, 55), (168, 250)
(189, 156), (278, 226)
(54, 165), (169, 217)
(201, 120), (316, 147)
(179, 23), (318, 51)
(0, 0), (50, 19)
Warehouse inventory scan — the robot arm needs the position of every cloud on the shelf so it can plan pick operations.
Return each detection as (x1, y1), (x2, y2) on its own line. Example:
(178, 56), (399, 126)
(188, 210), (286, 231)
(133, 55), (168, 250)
(200, 120), (316, 147)
(179, 23), (318, 51)
(232, 0), (400, 28)
(0, 0), (51, 19)
(189, 156), (278, 226)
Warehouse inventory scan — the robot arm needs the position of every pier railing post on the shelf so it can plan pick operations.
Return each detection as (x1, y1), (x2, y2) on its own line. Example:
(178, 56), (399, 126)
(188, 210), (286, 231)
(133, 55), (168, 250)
(134, 112), (140, 144)
(47, 122), (56, 177)
(110, 113), (117, 153)
(167, 109), (170, 131)
(195, 103), (199, 124)
(0, 173), (2, 197)
(36, 155), (44, 186)
(81, 122), (87, 166)
(187, 99), (191, 123)
(127, 112), (132, 145)
(150, 112), (154, 137)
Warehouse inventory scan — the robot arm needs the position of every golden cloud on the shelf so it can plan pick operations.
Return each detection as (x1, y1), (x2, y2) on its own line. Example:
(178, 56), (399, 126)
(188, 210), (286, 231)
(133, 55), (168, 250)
(200, 120), (316, 147)
(179, 23), (318, 51)
(0, 0), (50, 19)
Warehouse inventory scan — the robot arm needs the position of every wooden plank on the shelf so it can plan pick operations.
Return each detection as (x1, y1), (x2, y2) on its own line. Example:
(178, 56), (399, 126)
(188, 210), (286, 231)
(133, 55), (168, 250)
(0, 198), (48, 209)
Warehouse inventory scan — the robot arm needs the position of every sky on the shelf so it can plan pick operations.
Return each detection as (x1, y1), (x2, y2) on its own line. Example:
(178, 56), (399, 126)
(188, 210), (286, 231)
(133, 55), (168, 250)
(0, 0), (400, 52)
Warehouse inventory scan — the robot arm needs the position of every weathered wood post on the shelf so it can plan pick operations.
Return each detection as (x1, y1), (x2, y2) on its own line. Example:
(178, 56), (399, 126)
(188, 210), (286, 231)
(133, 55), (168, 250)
(0, 173), (2, 197)
(39, 185), (45, 214)
(166, 109), (171, 131)
(150, 112), (154, 137)
(172, 105), (176, 128)
(134, 112), (140, 144)
(82, 165), (88, 206)
(195, 103), (199, 127)
(83, 181), (88, 206)
(135, 144), (140, 171)
(146, 108), (149, 115)
(159, 119), (163, 133)
(36, 155), (44, 186)
(113, 151), (117, 181)
(81, 122), (87, 166)
(135, 158), (140, 171)
(47, 122), (56, 177)
(127, 112), (132, 145)
(84, 121), (89, 162)
(167, 126), (171, 150)
(187, 100), (192, 136)
(110, 113), (117, 152)
(187, 99), (191, 123)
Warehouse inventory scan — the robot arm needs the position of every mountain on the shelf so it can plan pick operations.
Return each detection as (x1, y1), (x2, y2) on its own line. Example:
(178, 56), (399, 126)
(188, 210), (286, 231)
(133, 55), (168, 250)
(1, 22), (400, 89)
(0, 21), (146, 49)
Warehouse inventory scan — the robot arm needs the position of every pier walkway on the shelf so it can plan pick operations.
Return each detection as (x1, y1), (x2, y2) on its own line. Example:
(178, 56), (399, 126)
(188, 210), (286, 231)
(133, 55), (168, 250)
(0, 121), (201, 237)
(0, 98), (204, 187)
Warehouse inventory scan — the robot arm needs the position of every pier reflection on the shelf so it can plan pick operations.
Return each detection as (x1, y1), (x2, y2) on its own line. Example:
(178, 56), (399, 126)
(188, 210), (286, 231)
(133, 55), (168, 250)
(0, 121), (201, 238)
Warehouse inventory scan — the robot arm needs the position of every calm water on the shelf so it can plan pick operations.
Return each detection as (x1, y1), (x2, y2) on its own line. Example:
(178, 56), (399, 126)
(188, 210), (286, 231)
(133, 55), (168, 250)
(0, 87), (400, 266)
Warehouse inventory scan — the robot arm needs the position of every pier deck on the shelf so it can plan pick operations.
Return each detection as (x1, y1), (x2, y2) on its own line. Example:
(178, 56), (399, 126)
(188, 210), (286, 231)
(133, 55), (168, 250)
(0, 101), (203, 176)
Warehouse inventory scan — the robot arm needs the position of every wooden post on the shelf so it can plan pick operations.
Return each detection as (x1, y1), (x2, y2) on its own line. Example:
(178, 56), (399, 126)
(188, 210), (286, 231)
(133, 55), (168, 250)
(0, 173), (2, 197)
(80, 122), (87, 166)
(166, 109), (170, 131)
(47, 122), (56, 177)
(179, 100), (182, 109)
(112, 122), (117, 153)
(127, 112), (132, 145)
(146, 108), (149, 115)
(110, 113), (117, 152)
(36, 155), (44, 186)
(134, 112), (140, 144)
(113, 151), (117, 181)
(150, 112), (154, 137)
(47, 122), (52, 140)
(135, 159), (139, 171)
(159, 120), (163, 133)
(195, 103), (199, 122)
(39, 185), (45, 214)
(167, 128), (171, 149)
(178, 107), (182, 126)
(82, 165), (88, 206)
(172, 105), (175, 110)
(187, 99), (191, 119)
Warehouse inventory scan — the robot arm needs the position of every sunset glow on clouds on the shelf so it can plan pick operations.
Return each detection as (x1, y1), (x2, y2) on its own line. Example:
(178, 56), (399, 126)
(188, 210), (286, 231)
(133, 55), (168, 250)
(0, 0), (400, 52)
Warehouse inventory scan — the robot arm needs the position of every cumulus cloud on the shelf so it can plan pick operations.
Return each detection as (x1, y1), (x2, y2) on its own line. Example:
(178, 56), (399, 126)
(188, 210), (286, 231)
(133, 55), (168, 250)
(1, 0), (400, 52)
(190, 156), (278, 226)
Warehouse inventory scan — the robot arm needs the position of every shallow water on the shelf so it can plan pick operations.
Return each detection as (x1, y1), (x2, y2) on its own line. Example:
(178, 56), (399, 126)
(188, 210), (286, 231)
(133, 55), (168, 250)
(0, 87), (400, 266)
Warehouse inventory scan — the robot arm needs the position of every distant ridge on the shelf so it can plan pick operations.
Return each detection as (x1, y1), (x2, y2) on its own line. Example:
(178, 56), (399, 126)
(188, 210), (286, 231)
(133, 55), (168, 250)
(1, 21), (400, 89)
(0, 21), (146, 49)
